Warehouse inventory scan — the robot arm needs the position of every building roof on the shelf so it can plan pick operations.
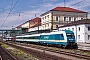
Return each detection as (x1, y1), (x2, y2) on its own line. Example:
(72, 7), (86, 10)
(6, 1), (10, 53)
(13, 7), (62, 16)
(41, 6), (87, 16)
(59, 19), (90, 28)
(29, 17), (41, 22)
(50, 6), (87, 13)
(16, 24), (22, 28)
(16, 17), (41, 29)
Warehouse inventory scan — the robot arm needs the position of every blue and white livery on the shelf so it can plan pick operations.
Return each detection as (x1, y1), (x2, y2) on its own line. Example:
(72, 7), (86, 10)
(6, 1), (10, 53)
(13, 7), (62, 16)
(16, 30), (78, 48)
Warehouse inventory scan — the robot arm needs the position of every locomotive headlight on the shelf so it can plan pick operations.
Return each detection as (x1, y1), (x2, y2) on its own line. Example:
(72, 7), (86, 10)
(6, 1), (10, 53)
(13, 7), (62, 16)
(69, 39), (73, 40)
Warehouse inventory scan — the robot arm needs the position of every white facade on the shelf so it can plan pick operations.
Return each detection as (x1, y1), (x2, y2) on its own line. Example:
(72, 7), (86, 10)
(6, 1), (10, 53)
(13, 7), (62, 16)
(21, 22), (29, 28)
(59, 24), (90, 43)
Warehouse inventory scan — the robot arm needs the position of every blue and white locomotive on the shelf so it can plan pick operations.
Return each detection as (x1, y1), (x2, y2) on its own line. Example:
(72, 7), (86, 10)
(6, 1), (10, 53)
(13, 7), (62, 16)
(16, 30), (78, 48)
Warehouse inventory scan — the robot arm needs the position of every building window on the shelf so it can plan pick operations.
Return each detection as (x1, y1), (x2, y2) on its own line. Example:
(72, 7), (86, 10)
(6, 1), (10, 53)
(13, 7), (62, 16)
(34, 22), (37, 24)
(56, 16), (59, 21)
(47, 15), (49, 18)
(74, 16), (76, 21)
(59, 30), (62, 31)
(42, 17), (44, 23)
(64, 16), (66, 22)
(47, 15), (49, 21)
(78, 27), (80, 31)
(69, 16), (71, 22)
(88, 35), (90, 40)
(56, 25), (58, 29)
(72, 28), (74, 31)
(42, 26), (44, 29)
(88, 26), (90, 31)
(78, 35), (80, 39)
(47, 24), (49, 27)
(42, 17), (44, 20)
(45, 25), (46, 28)
(81, 16), (83, 20)
(45, 16), (46, 19)
(68, 28), (70, 30)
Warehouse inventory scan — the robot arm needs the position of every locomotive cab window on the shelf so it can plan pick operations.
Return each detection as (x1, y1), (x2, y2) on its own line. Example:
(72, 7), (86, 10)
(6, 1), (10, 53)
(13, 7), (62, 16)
(61, 34), (63, 37)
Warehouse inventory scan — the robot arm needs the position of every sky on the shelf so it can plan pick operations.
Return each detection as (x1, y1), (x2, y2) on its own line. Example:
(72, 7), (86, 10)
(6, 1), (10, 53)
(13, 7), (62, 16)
(0, 0), (90, 29)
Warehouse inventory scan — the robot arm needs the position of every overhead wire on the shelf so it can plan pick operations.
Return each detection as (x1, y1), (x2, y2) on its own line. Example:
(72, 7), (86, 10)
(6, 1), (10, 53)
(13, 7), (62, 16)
(0, 0), (9, 27)
(0, 0), (19, 29)
(0, 0), (8, 19)
(70, 0), (85, 7)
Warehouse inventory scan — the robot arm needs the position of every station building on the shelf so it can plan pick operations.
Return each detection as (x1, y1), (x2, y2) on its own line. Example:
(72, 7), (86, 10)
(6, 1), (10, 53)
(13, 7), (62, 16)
(41, 6), (88, 32)
(16, 6), (88, 34)
(59, 19), (90, 43)
(16, 17), (42, 34)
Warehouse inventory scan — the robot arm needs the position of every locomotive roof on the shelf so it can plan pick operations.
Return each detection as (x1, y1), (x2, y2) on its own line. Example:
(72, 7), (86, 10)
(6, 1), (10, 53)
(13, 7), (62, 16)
(41, 30), (73, 35)
(41, 31), (64, 35)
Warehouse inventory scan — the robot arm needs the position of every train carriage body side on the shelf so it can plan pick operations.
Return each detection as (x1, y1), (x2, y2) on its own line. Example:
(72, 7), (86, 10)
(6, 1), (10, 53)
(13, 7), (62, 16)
(3, 37), (16, 41)
(23, 34), (40, 42)
(16, 34), (41, 43)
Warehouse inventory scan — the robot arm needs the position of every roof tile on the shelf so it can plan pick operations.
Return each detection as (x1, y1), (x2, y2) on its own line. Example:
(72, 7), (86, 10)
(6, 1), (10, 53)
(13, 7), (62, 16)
(29, 17), (41, 22)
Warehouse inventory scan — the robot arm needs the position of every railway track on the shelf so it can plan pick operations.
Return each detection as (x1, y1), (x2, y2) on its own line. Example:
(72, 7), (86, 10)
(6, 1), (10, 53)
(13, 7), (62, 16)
(0, 55), (2, 60)
(25, 44), (90, 59)
(0, 45), (18, 60)
(5, 42), (90, 60)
